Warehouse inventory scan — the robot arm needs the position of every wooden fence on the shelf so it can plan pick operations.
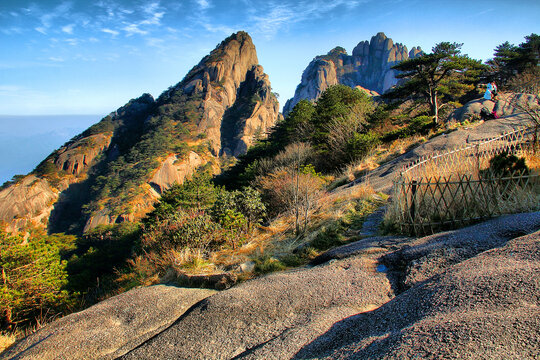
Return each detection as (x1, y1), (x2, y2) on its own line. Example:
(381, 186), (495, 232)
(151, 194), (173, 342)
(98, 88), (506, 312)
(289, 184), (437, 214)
(391, 126), (540, 235)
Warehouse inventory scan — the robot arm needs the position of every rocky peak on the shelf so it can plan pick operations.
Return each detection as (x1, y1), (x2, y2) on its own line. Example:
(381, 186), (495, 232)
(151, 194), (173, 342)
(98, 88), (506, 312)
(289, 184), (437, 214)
(0, 31), (280, 235)
(283, 32), (422, 114)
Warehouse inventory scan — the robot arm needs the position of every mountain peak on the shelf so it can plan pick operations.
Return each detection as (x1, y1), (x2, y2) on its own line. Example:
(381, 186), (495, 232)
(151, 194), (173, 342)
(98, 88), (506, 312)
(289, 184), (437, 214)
(283, 32), (421, 114)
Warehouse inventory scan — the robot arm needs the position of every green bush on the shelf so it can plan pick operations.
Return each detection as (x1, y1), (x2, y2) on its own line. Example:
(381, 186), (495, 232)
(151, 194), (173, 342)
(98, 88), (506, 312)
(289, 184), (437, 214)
(381, 115), (435, 142)
(254, 257), (286, 274)
(310, 223), (346, 251)
(0, 231), (78, 329)
(486, 152), (529, 177)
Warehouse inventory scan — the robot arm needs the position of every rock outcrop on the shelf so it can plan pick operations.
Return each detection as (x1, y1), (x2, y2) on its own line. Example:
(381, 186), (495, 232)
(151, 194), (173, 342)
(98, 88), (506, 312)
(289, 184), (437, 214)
(0, 175), (59, 232)
(0, 31), (280, 234)
(283, 32), (422, 114)
(172, 31), (279, 157)
(1, 285), (216, 360)
(295, 228), (540, 359)
(448, 92), (540, 123)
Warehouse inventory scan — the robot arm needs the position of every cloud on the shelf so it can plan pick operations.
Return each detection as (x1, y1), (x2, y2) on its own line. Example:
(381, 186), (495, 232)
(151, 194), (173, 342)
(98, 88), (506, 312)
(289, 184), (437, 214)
(101, 28), (120, 37)
(248, 0), (366, 38)
(123, 23), (148, 36)
(196, 0), (212, 10)
(49, 56), (65, 62)
(62, 24), (75, 34)
(37, 1), (74, 34)
(1, 27), (23, 35)
(35, 27), (48, 34)
(65, 38), (79, 46)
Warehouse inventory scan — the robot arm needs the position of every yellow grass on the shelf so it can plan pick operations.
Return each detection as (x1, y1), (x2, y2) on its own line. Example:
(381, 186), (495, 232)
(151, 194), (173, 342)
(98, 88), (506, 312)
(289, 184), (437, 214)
(0, 332), (16, 353)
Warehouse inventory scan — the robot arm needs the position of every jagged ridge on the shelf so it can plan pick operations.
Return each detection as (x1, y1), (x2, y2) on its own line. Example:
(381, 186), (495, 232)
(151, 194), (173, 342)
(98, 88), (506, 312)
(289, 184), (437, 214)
(283, 32), (423, 114)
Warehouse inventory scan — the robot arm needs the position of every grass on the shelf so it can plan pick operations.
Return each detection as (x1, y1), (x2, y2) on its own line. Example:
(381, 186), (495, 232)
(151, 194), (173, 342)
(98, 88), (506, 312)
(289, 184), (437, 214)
(0, 332), (16, 353)
(328, 135), (428, 190)
(189, 182), (383, 279)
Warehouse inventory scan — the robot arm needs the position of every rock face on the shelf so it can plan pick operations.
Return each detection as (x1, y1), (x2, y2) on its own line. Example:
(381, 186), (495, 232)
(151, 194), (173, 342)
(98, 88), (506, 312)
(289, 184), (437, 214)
(0, 175), (59, 232)
(283, 32), (422, 114)
(121, 255), (393, 360)
(0, 31), (279, 234)
(173, 31), (279, 157)
(1, 285), (216, 360)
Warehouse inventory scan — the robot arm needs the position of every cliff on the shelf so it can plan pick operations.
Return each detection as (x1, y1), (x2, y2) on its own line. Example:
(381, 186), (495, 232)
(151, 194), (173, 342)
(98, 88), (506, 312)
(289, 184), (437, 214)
(283, 32), (423, 114)
(0, 31), (280, 234)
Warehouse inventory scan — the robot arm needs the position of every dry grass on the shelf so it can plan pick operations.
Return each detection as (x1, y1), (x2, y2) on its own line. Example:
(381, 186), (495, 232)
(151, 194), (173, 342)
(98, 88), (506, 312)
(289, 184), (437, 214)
(0, 332), (16, 353)
(330, 136), (428, 189)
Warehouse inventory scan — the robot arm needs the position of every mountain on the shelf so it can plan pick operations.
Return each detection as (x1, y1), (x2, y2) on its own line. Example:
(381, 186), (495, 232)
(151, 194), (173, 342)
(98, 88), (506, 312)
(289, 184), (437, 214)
(283, 32), (423, 114)
(0, 31), (280, 234)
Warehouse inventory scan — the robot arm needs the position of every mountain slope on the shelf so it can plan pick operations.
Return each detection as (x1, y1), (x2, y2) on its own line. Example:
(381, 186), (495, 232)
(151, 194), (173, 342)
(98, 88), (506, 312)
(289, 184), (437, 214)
(0, 31), (280, 234)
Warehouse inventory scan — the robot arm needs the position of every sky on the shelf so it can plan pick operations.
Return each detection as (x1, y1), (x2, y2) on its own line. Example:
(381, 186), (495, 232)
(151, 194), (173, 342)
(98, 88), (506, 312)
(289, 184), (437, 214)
(0, 0), (538, 183)
(1, 0), (539, 116)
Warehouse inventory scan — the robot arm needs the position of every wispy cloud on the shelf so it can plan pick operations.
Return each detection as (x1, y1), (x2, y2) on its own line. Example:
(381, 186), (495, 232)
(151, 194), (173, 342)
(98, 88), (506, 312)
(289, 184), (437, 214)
(62, 24), (75, 34)
(248, 0), (365, 38)
(123, 23), (148, 36)
(35, 26), (47, 35)
(196, 0), (212, 10)
(1, 27), (23, 35)
(101, 28), (120, 37)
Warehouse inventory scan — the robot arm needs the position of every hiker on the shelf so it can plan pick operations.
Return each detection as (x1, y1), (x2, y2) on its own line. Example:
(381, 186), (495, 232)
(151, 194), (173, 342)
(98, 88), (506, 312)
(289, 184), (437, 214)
(484, 81), (498, 101)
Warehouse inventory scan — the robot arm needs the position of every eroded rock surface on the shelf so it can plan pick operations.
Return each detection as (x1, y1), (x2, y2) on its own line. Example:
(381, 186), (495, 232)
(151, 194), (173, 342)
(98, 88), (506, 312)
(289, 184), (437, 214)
(120, 256), (392, 360)
(294, 230), (540, 359)
(1, 285), (216, 360)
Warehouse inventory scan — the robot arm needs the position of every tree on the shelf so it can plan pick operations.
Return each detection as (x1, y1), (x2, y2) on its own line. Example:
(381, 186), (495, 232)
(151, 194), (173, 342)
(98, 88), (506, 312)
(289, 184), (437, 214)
(487, 34), (540, 87)
(257, 143), (325, 236)
(387, 42), (485, 124)
(211, 187), (266, 232)
(500, 67), (540, 151)
(145, 171), (220, 226)
(1, 231), (78, 329)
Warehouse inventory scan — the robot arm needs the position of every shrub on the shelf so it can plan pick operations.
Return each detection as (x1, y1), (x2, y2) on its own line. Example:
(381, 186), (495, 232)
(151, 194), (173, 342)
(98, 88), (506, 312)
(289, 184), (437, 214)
(310, 224), (346, 251)
(0, 231), (78, 330)
(254, 257), (286, 274)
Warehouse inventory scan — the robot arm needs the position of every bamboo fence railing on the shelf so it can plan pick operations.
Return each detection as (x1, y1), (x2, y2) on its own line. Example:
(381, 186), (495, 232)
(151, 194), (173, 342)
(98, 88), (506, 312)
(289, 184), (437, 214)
(391, 126), (539, 235)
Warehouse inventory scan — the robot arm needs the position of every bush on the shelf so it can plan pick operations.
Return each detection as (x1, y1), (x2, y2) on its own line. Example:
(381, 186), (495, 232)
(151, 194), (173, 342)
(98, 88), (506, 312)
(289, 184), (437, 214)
(381, 115), (435, 142)
(254, 257), (286, 274)
(486, 152), (529, 177)
(310, 224), (346, 251)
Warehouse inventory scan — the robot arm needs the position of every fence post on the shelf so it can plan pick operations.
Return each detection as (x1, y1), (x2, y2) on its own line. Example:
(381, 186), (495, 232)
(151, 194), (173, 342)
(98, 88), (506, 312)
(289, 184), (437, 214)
(475, 144), (480, 175)
(410, 180), (418, 223)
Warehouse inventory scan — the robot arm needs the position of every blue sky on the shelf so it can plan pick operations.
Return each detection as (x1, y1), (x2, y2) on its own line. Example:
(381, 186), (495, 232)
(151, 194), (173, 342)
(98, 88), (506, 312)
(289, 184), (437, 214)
(0, 0), (539, 116)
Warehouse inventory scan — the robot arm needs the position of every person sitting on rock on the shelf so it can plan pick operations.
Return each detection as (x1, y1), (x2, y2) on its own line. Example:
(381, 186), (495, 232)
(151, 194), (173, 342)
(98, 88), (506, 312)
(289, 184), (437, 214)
(484, 81), (497, 101)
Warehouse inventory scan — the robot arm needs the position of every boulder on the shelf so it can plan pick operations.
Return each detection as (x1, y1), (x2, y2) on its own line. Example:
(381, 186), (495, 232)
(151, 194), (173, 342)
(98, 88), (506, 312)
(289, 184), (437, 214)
(448, 93), (539, 123)
(120, 256), (393, 359)
(294, 230), (540, 359)
(1, 285), (216, 360)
